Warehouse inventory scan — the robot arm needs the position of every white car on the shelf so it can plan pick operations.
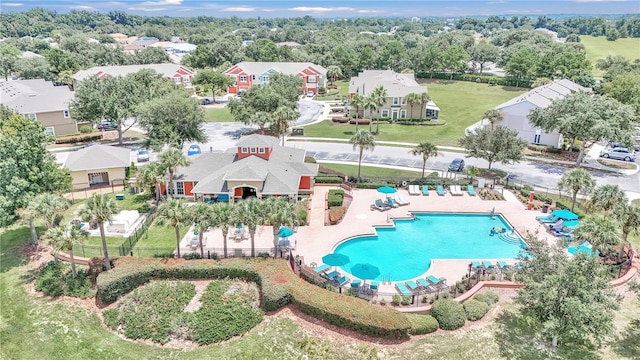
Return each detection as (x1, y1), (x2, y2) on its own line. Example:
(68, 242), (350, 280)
(136, 149), (150, 162)
(599, 147), (636, 162)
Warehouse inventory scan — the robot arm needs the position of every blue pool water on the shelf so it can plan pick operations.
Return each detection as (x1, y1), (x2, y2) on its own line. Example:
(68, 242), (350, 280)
(333, 213), (524, 282)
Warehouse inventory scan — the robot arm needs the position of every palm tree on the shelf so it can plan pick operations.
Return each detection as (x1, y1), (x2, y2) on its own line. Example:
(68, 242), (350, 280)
(79, 194), (119, 270)
(417, 92), (431, 121)
(136, 162), (165, 204)
(612, 203), (640, 259)
(263, 197), (298, 251)
(557, 168), (595, 212)
(466, 165), (480, 182)
(45, 224), (88, 278)
(211, 202), (235, 258)
(370, 85), (387, 134)
(410, 142), (440, 179)
(349, 129), (376, 183)
(233, 198), (265, 257)
(188, 202), (213, 258)
(350, 94), (365, 119)
(272, 105), (300, 146)
(250, 111), (272, 134)
(571, 214), (620, 257)
(26, 193), (69, 230)
(405, 93), (421, 119)
(326, 65), (342, 85)
(159, 147), (189, 198)
(483, 109), (503, 130)
(363, 95), (379, 133)
(590, 184), (627, 213)
(156, 198), (190, 258)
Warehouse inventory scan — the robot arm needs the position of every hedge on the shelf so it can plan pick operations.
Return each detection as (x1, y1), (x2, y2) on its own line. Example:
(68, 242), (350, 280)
(54, 133), (102, 144)
(406, 313), (439, 335)
(430, 299), (466, 330)
(415, 72), (532, 88)
(327, 189), (345, 207)
(354, 183), (396, 190)
(315, 175), (343, 184)
(474, 290), (499, 306)
(463, 299), (490, 321)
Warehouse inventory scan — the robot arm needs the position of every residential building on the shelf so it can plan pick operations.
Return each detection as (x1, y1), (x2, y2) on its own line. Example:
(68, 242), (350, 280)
(63, 145), (132, 190)
(223, 61), (327, 95)
(160, 134), (318, 202)
(148, 41), (197, 64)
(0, 79), (81, 136)
(276, 41), (302, 49)
(467, 79), (591, 147)
(348, 70), (440, 120)
(73, 64), (195, 89)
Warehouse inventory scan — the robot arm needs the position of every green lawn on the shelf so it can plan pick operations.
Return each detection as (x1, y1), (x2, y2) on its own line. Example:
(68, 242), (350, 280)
(204, 107), (235, 123)
(63, 193), (150, 223)
(315, 80), (350, 101)
(132, 223), (190, 256)
(305, 80), (527, 146)
(0, 226), (44, 273)
(580, 35), (640, 77)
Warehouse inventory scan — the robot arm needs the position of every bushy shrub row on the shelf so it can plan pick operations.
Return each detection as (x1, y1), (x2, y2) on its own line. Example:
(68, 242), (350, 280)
(395, 119), (445, 126)
(35, 261), (96, 298)
(527, 144), (562, 153)
(463, 299), (490, 321)
(354, 183), (395, 190)
(327, 189), (345, 207)
(430, 299), (466, 330)
(54, 133), (102, 144)
(315, 175), (343, 184)
(473, 290), (499, 306)
(406, 313), (439, 335)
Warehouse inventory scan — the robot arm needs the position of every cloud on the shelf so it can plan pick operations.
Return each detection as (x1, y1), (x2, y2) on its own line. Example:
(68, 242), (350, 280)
(128, 7), (167, 11)
(98, 1), (126, 5)
(70, 5), (96, 11)
(486, 0), (508, 4)
(356, 9), (382, 14)
(289, 7), (355, 13)
(139, 0), (182, 6)
(2, 2), (24, 6)
(221, 6), (256, 12)
(573, 0), (627, 2)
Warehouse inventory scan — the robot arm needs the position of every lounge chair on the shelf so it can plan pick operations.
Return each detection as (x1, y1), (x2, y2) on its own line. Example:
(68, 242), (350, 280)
(405, 280), (419, 291)
(417, 278), (437, 292)
(313, 264), (330, 273)
(539, 216), (561, 224)
(427, 275), (442, 285)
(370, 281), (379, 290)
(387, 196), (399, 208)
(436, 185), (445, 196)
(373, 199), (390, 211)
(325, 270), (340, 280)
(471, 261), (482, 269)
(395, 283), (412, 296)
(497, 261), (508, 270)
(453, 185), (464, 196)
(536, 213), (555, 221)
(427, 275), (449, 290)
(336, 276), (350, 286)
(467, 185), (476, 196)
(350, 279), (361, 289)
(408, 185), (420, 195)
(394, 193), (410, 206)
(482, 261), (494, 269)
(422, 185), (429, 195)
(554, 228), (574, 237)
(547, 219), (564, 228)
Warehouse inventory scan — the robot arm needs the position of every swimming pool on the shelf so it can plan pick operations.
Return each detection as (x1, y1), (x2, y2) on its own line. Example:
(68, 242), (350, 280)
(333, 213), (525, 282)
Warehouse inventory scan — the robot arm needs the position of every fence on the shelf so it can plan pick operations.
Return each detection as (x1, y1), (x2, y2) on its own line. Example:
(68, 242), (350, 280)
(118, 246), (278, 259)
(73, 213), (154, 258)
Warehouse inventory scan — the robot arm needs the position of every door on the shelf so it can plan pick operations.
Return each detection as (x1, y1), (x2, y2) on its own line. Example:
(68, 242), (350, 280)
(392, 110), (398, 120)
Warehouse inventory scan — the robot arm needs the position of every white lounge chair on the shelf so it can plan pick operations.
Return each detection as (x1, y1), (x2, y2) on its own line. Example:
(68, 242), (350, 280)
(394, 193), (410, 205)
(408, 185), (420, 195)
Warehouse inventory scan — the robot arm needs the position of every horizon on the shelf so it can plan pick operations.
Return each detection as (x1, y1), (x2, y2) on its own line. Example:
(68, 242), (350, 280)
(1, 0), (639, 18)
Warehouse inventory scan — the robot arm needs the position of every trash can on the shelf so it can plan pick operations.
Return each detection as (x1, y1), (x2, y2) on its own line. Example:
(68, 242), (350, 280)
(542, 204), (549, 213)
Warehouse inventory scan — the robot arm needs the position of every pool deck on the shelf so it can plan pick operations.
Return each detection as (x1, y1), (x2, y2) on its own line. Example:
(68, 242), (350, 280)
(183, 184), (555, 295)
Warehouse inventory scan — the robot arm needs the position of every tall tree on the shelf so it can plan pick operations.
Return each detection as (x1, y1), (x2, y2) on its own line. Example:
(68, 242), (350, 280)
(188, 202), (213, 258)
(233, 198), (265, 257)
(249, 111), (272, 134)
(326, 65), (342, 85)
(529, 92), (637, 166)
(271, 105), (300, 146)
(602, 73), (640, 115)
(404, 93), (420, 119)
(44, 224), (88, 278)
(370, 85), (387, 134)
(469, 41), (500, 74)
(441, 45), (470, 79)
(417, 92), (431, 121)
(24, 193), (69, 231)
(193, 69), (234, 102)
(0, 43), (21, 80)
(263, 197), (298, 252)
(211, 202), (235, 258)
(158, 148), (189, 199)
(79, 194), (119, 270)
(349, 129), (376, 183)
(612, 203), (640, 257)
(0, 114), (71, 227)
(410, 142), (440, 179)
(483, 109), (503, 131)
(590, 184), (627, 213)
(458, 126), (528, 170)
(571, 214), (620, 257)
(515, 236), (619, 348)
(505, 48), (538, 87)
(135, 162), (165, 204)
(557, 168), (595, 212)
(156, 198), (190, 259)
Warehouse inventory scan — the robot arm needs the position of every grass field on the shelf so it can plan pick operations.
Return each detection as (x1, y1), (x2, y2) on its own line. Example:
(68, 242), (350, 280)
(315, 80), (350, 101)
(580, 35), (640, 77)
(304, 80), (527, 146)
(132, 223), (190, 256)
(204, 107), (235, 123)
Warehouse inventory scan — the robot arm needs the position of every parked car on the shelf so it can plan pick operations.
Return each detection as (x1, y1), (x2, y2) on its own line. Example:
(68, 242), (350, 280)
(201, 98), (212, 105)
(187, 144), (201, 156)
(97, 121), (117, 131)
(448, 158), (465, 172)
(136, 149), (150, 162)
(599, 147), (636, 162)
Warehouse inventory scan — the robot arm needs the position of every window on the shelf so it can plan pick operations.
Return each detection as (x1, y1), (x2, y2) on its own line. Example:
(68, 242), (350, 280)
(401, 97), (406, 105)
(426, 109), (438, 119)
(176, 181), (184, 196)
(308, 75), (317, 83)
(250, 147), (256, 153)
(251, 75), (256, 80)
(392, 97), (399, 105)
(239, 75), (248, 82)
(400, 110), (406, 118)
(27, 113), (37, 121)
(241, 147), (248, 153)
(63, 110), (70, 118)
(44, 127), (55, 136)
(258, 147), (265, 153)
(381, 109), (389, 118)
(173, 77), (181, 83)
(261, 75), (270, 82)
(534, 129), (542, 144)
(183, 76), (190, 83)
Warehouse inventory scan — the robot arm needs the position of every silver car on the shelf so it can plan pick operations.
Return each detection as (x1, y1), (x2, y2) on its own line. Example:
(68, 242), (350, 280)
(599, 147), (636, 162)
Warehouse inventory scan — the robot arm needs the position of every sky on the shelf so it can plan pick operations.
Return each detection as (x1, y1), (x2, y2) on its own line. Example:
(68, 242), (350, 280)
(1, 0), (638, 18)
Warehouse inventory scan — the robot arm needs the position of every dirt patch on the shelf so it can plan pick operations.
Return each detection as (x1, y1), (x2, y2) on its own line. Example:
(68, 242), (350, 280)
(183, 280), (209, 313)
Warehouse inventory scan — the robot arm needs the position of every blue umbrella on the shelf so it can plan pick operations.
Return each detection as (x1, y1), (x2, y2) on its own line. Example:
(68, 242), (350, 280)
(322, 253), (350, 267)
(278, 226), (294, 238)
(350, 263), (380, 281)
(551, 209), (579, 221)
(377, 186), (397, 194)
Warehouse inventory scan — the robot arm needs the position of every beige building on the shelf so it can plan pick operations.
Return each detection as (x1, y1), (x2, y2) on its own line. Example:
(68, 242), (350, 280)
(64, 145), (132, 190)
(0, 79), (80, 136)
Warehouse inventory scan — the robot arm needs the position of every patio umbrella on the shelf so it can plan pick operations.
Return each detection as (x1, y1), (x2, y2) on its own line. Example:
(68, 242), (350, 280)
(350, 263), (380, 285)
(322, 253), (350, 270)
(278, 226), (294, 238)
(551, 209), (579, 221)
(377, 186), (397, 194)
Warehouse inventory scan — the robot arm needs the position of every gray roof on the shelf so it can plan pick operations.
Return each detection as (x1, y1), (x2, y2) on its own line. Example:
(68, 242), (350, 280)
(73, 64), (193, 82)
(229, 61), (327, 76)
(349, 70), (428, 97)
(235, 134), (280, 147)
(0, 79), (74, 114)
(496, 79), (591, 110)
(64, 145), (131, 171)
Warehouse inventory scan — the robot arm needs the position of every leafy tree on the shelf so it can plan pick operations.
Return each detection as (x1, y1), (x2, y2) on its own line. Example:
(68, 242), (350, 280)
(158, 148), (189, 199)
(349, 94), (365, 131)
(528, 92), (637, 166)
(505, 48), (538, 87)
(483, 109), (503, 131)
(15, 56), (55, 81)
(458, 126), (527, 170)
(515, 236), (619, 349)
(363, 95), (378, 133)
(272, 105), (299, 146)
(370, 85), (387, 134)
(136, 91), (207, 150)
(612, 203), (640, 255)
(596, 55), (640, 82)
(131, 47), (170, 64)
(557, 168), (595, 212)
(45, 48), (79, 75)
(263, 197), (298, 252)
(469, 41), (500, 74)
(349, 129), (376, 183)
(0, 43), (21, 80)
(590, 184), (627, 213)
(603, 74), (640, 114)
(0, 114), (71, 227)
(156, 198), (190, 259)
(269, 73), (304, 106)
(410, 142), (440, 179)
(188, 202), (213, 258)
(441, 45), (469, 79)
(135, 162), (165, 204)
(211, 202), (235, 258)
(79, 194), (119, 270)
(193, 69), (234, 101)
(44, 224), (88, 278)
(249, 111), (271, 134)
(23, 193), (69, 231)
(418, 45), (442, 78)
(571, 214), (620, 257)
(57, 70), (75, 90)
(326, 65), (342, 85)
(233, 198), (265, 257)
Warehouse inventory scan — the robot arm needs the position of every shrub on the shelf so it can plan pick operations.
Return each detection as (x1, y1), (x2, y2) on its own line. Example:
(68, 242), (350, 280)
(482, 290), (499, 305)
(79, 125), (93, 134)
(463, 299), (490, 321)
(137, 204), (151, 213)
(401, 296), (411, 306)
(35, 261), (95, 298)
(257, 252), (270, 259)
(327, 189), (345, 207)
(183, 252), (202, 260)
(430, 299), (466, 330)
(391, 295), (401, 306)
(54, 133), (102, 144)
(35, 261), (64, 296)
(406, 313), (439, 335)
(315, 175), (343, 184)
(354, 183), (395, 190)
